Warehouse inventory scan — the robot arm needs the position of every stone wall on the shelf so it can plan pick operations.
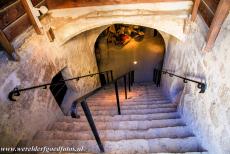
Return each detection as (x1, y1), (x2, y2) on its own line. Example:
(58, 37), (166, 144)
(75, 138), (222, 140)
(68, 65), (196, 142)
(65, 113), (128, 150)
(0, 25), (104, 146)
(161, 14), (230, 154)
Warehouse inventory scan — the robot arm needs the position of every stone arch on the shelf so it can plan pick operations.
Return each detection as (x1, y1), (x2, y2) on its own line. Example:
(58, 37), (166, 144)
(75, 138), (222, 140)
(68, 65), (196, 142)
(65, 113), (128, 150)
(51, 2), (191, 45)
(56, 19), (185, 46)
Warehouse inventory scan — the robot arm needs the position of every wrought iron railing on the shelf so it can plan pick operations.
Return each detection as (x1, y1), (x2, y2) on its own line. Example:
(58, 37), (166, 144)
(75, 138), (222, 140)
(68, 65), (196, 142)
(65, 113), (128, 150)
(153, 68), (206, 93)
(8, 70), (113, 101)
(7, 69), (135, 152)
(113, 70), (134, 115)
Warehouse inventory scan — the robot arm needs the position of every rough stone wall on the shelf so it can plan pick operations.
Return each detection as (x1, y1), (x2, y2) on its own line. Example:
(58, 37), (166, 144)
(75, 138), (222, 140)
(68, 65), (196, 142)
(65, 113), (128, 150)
(161, 13), (230, 154)
(96, 28), (165, 81)
(0, 25), (104, 146)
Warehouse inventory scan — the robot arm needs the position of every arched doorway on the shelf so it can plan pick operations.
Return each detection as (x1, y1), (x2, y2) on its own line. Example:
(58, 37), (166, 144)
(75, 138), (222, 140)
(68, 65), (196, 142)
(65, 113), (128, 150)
(94, 24), (165, 83)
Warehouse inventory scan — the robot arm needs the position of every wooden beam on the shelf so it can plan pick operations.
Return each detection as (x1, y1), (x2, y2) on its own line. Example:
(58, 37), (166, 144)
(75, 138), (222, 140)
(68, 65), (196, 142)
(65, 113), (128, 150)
(202, 0), (220, 12)
(191, 0), (201, 21)
(3, 14), (31, 42)
(0, 1), (25, 30)
(204, 0), (230, 51)
(21, 0), (43, 34)
(199, 0), (214, 26)
(46, 0), (191, 9)
(0, 30), (15, 60)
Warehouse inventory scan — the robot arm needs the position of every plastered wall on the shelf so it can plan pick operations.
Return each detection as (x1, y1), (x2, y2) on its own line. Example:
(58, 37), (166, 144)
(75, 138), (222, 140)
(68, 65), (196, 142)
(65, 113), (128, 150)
(161, 14), (230, 154)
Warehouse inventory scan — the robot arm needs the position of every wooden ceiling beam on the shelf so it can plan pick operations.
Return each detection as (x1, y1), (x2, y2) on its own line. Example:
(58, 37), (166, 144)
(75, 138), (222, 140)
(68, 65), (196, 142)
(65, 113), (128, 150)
(191, 0), (201, 21)
(21, 0), (43, 34)
(0, 30), (17, 60)
(46, 0), (191, 9)
(204, 0), (230, 51)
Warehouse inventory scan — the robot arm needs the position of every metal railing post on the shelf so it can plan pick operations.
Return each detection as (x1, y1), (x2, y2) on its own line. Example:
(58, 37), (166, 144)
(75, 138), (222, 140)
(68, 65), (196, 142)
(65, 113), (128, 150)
(80, 100), (104, 152)
(131, 70), (134, 86)
(156, 69), (160, 87)
(128, 72), (131, 92)
(110, 70), (114, 81)
(124, 75), (127, 99)
(114, 80), (121, 115)
(106, 71), (109, 84)
(153, 69), (157, 84)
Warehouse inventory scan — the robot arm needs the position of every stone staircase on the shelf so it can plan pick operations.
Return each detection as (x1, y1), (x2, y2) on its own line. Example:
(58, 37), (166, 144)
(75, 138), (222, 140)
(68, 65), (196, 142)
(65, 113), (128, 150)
(29, 83), (206, 153)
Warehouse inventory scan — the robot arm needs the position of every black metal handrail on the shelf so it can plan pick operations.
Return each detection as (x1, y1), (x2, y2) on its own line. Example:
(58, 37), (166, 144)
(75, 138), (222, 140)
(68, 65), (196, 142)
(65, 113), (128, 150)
(7, 69), (134, 153)
(113, 70), (134, 115)
(8, 70), (113, 101)
(154, 69), (206, 93)
(73, 69), (134, 152)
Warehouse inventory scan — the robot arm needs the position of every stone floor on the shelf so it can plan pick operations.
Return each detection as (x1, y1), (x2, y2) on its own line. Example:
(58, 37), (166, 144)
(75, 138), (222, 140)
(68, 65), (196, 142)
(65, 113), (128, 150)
(28, 83), (206, 154)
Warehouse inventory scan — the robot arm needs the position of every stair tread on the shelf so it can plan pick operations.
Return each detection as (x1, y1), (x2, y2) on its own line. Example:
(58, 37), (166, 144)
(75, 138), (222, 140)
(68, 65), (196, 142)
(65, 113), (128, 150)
(31, 137), (204, 153)
(35, 126), (194, 141)
(87, 103), (177, 110)
(59, 112), (181, 122)
(78, 107), (177, 116)
(52, 119), (186, 131)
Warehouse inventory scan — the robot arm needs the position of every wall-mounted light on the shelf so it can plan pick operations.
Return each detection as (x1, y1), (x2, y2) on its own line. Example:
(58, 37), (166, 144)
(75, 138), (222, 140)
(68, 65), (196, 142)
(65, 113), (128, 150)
(133, 61), (138, 65)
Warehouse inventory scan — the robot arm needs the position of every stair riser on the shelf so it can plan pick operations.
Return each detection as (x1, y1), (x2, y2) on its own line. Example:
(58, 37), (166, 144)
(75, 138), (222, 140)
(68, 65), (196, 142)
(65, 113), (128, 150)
(52, 120), (185, 131)
(87, 101), (171, 106)
(31, 137), (203, 153)
(79, 108), (177, 116)
(84, 104), (177, 111)
(35, 127), (194, 141)
(59, 113), (180, 122)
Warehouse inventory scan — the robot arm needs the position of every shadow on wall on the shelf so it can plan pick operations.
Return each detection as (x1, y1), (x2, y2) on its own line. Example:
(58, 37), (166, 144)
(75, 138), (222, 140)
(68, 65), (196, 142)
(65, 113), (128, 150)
(94, 24), (165, 82)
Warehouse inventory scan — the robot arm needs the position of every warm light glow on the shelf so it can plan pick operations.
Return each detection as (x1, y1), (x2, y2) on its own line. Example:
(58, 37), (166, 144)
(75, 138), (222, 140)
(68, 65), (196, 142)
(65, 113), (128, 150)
(133, 61), (138, 65)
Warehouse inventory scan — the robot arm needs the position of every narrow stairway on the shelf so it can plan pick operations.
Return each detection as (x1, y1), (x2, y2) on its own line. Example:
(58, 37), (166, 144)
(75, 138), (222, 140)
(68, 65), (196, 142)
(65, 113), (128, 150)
(30, 83), (206, 153)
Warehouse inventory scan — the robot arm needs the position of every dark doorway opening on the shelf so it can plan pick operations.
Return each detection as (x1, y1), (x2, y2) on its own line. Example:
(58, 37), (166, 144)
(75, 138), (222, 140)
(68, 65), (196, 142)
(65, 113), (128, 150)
(50, 71), (68, 106)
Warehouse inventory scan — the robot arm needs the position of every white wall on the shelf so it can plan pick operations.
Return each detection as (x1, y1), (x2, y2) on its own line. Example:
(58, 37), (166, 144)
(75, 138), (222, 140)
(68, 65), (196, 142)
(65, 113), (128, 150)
(161, 14), (230, 154)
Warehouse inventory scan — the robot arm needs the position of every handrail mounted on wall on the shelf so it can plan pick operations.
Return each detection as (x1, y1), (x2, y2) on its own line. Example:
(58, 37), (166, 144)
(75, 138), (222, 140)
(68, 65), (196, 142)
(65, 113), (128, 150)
(154, 68), (207, 93)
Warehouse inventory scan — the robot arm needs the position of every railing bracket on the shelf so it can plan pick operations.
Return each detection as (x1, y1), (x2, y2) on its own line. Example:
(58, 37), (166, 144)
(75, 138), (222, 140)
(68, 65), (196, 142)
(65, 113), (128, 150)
(8, 87), (20, 101)
(8, 71), (112, 102)
(155, 69), (207, 94)
(198, 83), (206, 93)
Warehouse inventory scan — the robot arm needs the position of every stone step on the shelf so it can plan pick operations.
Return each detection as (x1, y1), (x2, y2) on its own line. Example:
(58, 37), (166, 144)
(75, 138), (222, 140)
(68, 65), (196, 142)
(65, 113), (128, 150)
(106, 137), (204, 153)
(87, 97), (168, 103)
(31, 137), (204, 153)
(28, 83), (205, 154)
(52, 119), (186, 131)
(86, 103), (177, 111)
(87, 100), (172, 106)
(59, 112), (181, 122)
(90, 92), (164, 98)
(35, 126), (194, 141)
(87, 97), (167, 102)
(78, 107), (177, 116)
(125, 98), (171, 102)
(88, 92), (163, 95)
